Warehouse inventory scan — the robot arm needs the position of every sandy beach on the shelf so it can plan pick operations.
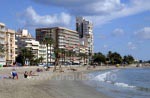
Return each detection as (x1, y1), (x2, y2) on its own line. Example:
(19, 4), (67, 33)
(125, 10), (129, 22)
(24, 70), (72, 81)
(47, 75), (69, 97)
(0, 65), (132, 98)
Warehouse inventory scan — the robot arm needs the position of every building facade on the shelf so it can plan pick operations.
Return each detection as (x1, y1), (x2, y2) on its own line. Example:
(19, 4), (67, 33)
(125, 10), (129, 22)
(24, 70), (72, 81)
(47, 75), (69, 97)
(76, 17), (94, 64)
(38, 44), (47, 63)
(15, 29), (49, 64)
(15, 29), (34, 55)
(0, 23), (15, 65)
(0, 23), (6, 65)
(5, 29), (15, 65)
(36, 27), (80, 63)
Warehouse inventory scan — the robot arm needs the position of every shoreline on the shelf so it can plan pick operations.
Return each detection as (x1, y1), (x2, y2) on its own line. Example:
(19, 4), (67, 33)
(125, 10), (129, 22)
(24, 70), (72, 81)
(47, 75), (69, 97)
(0, 65), (137, 98)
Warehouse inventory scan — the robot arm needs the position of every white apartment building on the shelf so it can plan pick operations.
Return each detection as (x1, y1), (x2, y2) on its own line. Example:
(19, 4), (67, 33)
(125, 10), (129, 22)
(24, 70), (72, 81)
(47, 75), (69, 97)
(16, 29), (39, 57)
(38, 44), (47, 63)
(0, 23), (16, 65)
(36, 27), (80, 64)
(15, 29), (49, 64)
(0, 23), (6, 65)
(5, 29), (15, 65)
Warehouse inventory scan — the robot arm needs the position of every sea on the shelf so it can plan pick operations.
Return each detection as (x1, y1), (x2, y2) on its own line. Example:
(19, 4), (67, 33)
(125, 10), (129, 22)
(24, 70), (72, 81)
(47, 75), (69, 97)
(85, 68), (150, 98)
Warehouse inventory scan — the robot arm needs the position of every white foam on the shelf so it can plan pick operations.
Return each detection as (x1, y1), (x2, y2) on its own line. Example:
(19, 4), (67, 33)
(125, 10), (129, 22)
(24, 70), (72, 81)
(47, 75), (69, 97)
(94, 71), (111, 82)
(114, 82), (136, 88)
(112, 69), (120, 72)
(93, 70), (136, 89)
(106, 81), (111, 83)
(94, 69), (120, 82)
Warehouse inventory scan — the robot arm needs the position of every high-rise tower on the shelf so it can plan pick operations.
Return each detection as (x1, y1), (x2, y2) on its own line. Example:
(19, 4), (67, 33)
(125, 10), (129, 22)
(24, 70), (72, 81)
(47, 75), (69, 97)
(76, 17), (94, 64)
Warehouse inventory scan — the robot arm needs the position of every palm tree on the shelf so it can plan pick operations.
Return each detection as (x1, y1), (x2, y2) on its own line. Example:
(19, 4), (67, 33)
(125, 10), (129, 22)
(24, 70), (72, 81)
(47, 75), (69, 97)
(79, 53), (87, 65)
(42, 36), (54, 68)
(60, 48), (65, 64)
(107, 51), (112, 65)
(65, 50), (70, 62)
(79, 53), (84, 65)
(38, 56), (44, 63)
(84, 53), (88, 65)
(0, 44), (5, 56)
(16, 48), (34, 66)
(53, 48), (62, 72)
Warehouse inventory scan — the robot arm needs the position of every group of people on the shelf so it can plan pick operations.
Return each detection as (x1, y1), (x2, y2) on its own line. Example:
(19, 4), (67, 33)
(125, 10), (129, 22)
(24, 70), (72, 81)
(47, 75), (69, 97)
(24, 71), (36, 79)
(9, 69), (39, 79)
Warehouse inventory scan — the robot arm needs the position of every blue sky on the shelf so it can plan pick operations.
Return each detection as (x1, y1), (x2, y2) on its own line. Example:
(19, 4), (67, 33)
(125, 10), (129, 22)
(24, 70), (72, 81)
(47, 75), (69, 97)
(0, 0), (150, 60)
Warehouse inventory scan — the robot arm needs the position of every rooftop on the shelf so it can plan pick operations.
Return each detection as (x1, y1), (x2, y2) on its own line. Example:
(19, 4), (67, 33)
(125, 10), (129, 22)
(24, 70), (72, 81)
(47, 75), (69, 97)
(0, 22), (5, 27)
(36, 27), (78, 33)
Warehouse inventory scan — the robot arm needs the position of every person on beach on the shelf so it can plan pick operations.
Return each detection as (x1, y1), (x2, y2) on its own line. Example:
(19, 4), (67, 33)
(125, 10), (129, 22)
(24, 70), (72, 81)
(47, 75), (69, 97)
(24, 71), (28, 78)
(36, 68), (43, 72)
(87, 65), (91, 70)
(29, 71), (38, 77)
(29, 71), (33, 76)
(24, 71), (38, 79)
(11, 69), (18, 79)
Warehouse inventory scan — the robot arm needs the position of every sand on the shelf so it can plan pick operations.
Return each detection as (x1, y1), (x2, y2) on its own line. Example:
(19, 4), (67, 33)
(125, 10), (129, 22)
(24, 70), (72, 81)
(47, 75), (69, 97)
(0, 65), (127, 98)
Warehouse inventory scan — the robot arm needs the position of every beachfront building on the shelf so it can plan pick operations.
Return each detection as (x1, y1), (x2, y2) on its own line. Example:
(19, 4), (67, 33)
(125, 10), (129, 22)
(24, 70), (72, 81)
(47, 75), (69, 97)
(76, 16), (94, 64)
(16, 29), (38, 64)
(5, 29), (15, 65)
(36, 27), (80, 64)
(38, 44), (47, 64)
(0, 23), (16, 65)
(15, 29), (48, 64)
(15, 29), (36, 55)
(0, 23), (6, 66)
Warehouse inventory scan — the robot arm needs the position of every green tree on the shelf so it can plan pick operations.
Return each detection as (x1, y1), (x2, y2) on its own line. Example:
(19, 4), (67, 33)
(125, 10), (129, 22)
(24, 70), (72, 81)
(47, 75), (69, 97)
(16, 54), (23, 66)
(16, 48), (35, 66)
(38, 56), (44, 63)
(60, 48), (65, 64)
(107, 51), (122, 64)
(0, 44), (5, 56)
(123, 55), (134, 64)
(32, 58), (40, 66)
(79, 53), (85, 64)
(42, 35), (54, 67)
(107, 51), (112, 59)
(93, 52), (106, 64)
(82, 53), (88, 65)
(53, 47), (62, 72)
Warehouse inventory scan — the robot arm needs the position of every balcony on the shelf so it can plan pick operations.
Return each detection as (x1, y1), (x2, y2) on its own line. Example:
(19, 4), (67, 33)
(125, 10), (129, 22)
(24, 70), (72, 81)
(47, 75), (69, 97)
(0, 40), (5, 44)
(0, 34), (5, 38)
(0, 28), (6, 32)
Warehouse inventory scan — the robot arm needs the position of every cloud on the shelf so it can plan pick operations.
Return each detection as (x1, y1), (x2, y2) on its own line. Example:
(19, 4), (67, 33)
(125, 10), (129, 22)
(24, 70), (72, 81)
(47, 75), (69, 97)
(112, 28), (124, 36)
(86, 0), (150, 25)
(135, 27), (150, 40)
(19, 6), (71, 27)
(127, 42), (137, 50)
(32, 0), (124, 16)
(32, 0), (150, 26)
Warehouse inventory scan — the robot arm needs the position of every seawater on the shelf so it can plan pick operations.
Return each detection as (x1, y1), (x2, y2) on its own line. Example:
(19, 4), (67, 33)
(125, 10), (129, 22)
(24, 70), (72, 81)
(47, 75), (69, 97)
(85, 68), (150, 98)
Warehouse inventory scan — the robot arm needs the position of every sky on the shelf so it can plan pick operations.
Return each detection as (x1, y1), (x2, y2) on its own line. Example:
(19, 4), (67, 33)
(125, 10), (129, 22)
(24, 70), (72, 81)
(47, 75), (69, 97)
(0, 0), (150, 61)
